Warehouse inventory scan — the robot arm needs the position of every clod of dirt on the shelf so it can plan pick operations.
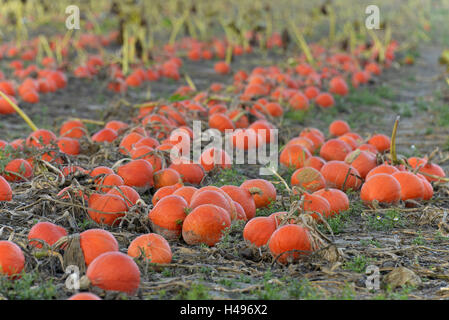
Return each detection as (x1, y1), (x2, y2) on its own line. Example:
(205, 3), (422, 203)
(383, 267), (422, 290)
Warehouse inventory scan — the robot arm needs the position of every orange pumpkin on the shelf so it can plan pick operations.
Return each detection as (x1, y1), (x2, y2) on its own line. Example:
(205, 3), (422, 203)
(0, 240), (25, 278)
(68, 292), (102, 300)
(312, 188), (349, 216)
(153, 168), (182, 189)
(365, 164), (399, 180)
(80, 228), (119, 266)
(345, 150), (377, 179)
(291, 167), (326, 193)
(128, 233), (172, 264)
(0, 176), (12, 201)
(220, 185), (256, 220)
(320, 160), (362, 191)
(368, 134), (390, 152)
(280, 144), (311, 169)
(240, 179), (277, 209)
(172, 186), (197, 204)
(107, 185), (141, 206)
(28, 222), (67, 249)
(360, 173), (401, 205)
(87, 193), (128, 226)
(392, 171), (424, 201)
(319, 139), (352, 161)
(190, 189), (233, 220)
(243, 216), (277, 247)
(169, 159), (205, 185)
(182, 204), (231, 246)
(148, 195), (188, 240)
(329, 120), (350, 137)
(268, 225), (312, 264)
(117, 159), (154, 191)
(151, 183), (183, 205)
(86, 251), (140, 294)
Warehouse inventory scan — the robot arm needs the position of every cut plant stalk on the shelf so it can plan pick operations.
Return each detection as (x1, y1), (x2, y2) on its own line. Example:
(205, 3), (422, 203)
(39, 35), (54, 60)
(56, 29), (74, 66)
(168, 11), (189, 46)
(184, 73), (197, 91)
(328, 5), (336, 45)
(122, 25), (129, 75)
(367, 29), (385, 63)
(225, 45), (233, 66)
(390, 115), (400, 165)
(287, 18), (315, 67)
(268, 167), (291, 193)
(71, 118), (105, 126)
(0, 91), (38, 132)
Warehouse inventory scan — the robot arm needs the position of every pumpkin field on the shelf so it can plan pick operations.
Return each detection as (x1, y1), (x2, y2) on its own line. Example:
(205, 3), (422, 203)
(0, 0), (449, 301)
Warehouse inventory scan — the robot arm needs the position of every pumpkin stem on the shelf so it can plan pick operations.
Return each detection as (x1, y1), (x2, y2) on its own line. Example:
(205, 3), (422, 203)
(390, 115), (400, 165)
(345, 149), (361, 165)
(184, 73), (197, 91)
(33, 249), (64, 268)
(248, 187), (263, 195)
(71, 117), (105, 126)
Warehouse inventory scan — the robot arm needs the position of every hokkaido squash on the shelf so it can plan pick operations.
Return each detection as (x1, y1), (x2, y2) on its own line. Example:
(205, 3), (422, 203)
(128, 233), (172, 264)
(148, 195), (188, 240)
(86, 251), (140, 294)
(268, 225), (312, 264)
(182, 204), (231, 246)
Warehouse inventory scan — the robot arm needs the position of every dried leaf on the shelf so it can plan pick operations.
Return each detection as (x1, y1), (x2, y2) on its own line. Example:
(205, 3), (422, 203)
(383, 267), (421, 290)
